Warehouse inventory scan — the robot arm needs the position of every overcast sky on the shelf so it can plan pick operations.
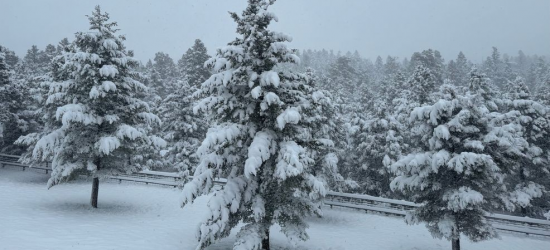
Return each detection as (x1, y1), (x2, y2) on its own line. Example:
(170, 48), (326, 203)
(2, 0), (549, 63)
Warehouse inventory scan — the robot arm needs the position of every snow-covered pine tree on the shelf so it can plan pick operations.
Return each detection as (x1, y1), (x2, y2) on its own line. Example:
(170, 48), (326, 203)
(0, 47), (9, 87)
(0, 47), (14, 149)
(5, 44), (54, 152)
(386, 65), (438, 156)
(454, 52), (471, 86)
(148, 51), (178, 99)
(531, 58), (550, 103)
(384, 56), (401, 76)
(40, 44), (58, 67)
(534, 73), (550, 105)
(390, 72), (513, 250)
(1, 47), (19, 68)
(158, 78), (204, 173)
(20, 6), (163, 208)
(16, 40), (72, 168)
(303, 67), (349, 191)
(407, 65), (438, 106)
(56, 38), (70, 55)
(178, 39), (211, 88)
(23, 45), (43, 74)
(483, 48), (517, 88)
(372, 55), (384, 83)
(350, 102), (403, 196)
(500, 77), (550, 216)
(447, 60), (459, 85)
(181, 1), (341, 249)
(326, 55), (361, 117)
(343, 72), (408, 196)
(0, 46), (27, 153)
(409, 49), (445, 83)
(319, 54), (368, 194)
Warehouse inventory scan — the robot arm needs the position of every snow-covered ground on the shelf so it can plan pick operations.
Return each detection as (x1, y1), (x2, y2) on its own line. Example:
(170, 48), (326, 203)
(1, 167), (549, 250)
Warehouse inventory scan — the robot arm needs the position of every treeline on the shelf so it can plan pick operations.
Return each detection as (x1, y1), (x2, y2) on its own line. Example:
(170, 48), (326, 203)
(297, 47), (550, 213)
(1, 16), (549, 218)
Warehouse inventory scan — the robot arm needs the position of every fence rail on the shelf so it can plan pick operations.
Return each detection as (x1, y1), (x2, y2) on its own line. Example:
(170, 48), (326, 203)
(2, 154), (549, 237)
(108, 171), (550, 238)
(0, 153), (31, 170)
(324, 191), (550, 237)
(0, 153), (52, 173)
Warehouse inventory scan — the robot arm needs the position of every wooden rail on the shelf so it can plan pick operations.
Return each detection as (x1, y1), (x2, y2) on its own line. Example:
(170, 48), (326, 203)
(0, 153), (52, 173)
(0, 153), (31, 171)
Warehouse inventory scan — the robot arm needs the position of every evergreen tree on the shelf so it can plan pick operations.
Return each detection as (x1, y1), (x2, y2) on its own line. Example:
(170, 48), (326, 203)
(1, 47), (19, 68)
(24, 45), (42, 68)
(351, 106), (402, 196)
(407, 65), (438, 105)
(178, 39), (211, 88)
(455, 52), (469, 77)
(56, 38), (70, 55)
(158, 79), (204, 173)
(149, 51), (178, 99)
(346, 72), (408, 196)
(0, 47), (9, 85)
(409, 49), (444, 83)
(19, 6), (163, 208)
(0, 47), (9, 146)
(373, 55), (384, 83)
(446, 52), (471, 88)
(483, 47), (508, 87)
(514, 50), (530, 80)
(384, 56), (401, 76)
(16, 41), (72, 167)
(181, 1), (341, 249)
(530, 57), (550, 91)
(0, 46), (27, 153)
(327, 55), (361, 117)
(390, 73), (513, 250)
(40, 44), (58, 65)
(447, 60), (459, 84)
(501, 77), (550, 216)
(534, 72), (550, 105)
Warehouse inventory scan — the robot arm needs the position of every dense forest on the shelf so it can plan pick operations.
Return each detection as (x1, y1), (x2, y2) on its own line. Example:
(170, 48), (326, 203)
(1, 1), (549, 250)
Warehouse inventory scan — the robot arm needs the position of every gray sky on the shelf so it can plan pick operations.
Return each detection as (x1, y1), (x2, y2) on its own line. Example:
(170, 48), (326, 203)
(2, 0), (549, 63)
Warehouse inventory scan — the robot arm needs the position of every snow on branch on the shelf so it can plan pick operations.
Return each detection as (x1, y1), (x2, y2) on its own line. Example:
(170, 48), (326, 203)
(97, 136), (121, 155)
(99, 65), (118, 78)
(244, 130), (276, 178)
(276, 107), (301, 130)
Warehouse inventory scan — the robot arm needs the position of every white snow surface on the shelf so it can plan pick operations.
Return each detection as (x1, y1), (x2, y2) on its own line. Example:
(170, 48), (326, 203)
(1, 168), (548, 250)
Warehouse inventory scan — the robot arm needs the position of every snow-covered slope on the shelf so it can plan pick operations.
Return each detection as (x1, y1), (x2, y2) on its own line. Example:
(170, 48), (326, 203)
(0, 168), (548, 250)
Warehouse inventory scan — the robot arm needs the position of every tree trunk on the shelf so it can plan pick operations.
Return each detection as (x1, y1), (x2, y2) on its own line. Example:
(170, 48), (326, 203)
(452, 237), (460, 250)
(261, 227), (270, 250)
(521, 206), (528, 216)
(91, 177), (99, 208)
(519, 167), (528, 216)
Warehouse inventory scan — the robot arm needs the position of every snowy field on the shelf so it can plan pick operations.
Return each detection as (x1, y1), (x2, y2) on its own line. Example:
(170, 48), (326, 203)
(1, 167), (549, 250)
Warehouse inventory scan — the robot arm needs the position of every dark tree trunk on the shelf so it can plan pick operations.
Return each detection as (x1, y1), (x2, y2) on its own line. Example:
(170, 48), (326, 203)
(521, 206), (528, 216)
(91, 177), (99, 208)
(261, 227), (270, 250)
(452, 237), (460, 250)
(519, 167), (528, 216)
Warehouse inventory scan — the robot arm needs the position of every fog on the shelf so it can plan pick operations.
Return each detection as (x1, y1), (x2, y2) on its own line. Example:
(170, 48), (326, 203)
(2, 0), (549, 62)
